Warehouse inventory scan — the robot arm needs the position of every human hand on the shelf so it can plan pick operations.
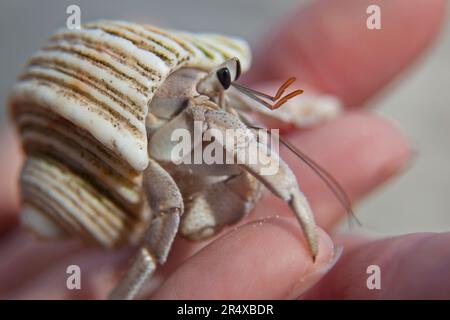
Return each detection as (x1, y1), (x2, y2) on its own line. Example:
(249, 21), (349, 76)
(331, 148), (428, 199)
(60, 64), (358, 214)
(0, 0), (447, 299)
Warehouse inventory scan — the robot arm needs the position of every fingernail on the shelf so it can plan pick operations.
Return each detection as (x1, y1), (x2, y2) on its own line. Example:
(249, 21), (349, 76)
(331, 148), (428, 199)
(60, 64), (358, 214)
(286, 245), (343, 299)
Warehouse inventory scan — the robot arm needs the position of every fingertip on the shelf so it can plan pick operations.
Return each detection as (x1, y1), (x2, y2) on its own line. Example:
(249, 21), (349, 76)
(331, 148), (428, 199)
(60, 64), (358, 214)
(306, 232), (450, 299)
(152, 218), (334, 299)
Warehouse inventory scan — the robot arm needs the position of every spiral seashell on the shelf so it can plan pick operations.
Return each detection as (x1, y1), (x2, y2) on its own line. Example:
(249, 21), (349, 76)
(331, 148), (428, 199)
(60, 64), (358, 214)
(9, 20), (251, 248)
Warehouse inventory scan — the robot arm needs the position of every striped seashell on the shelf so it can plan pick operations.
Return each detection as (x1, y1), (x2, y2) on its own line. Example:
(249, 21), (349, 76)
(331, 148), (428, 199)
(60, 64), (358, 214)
(9, 20), (251, 248)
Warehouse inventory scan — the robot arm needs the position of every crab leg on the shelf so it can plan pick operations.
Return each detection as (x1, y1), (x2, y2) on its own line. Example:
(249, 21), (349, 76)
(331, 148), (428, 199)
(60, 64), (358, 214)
(188, 103), (318, 260)
(109, 158), (183, 300)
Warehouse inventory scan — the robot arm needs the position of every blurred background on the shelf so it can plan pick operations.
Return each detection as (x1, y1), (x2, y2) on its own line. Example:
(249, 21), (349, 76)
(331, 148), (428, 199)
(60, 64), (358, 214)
(0, 0), (449, 235)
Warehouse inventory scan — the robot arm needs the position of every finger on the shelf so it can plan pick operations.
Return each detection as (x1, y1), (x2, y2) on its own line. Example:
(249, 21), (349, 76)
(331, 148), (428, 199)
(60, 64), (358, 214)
(0, 127), (22, 233)
(0, 225), (144, 299)
(0, 219), (334, 299)
(304, 232), (450, 299)
(0, 228), (83, 295)
(151, 218), (336, 299)
(1, 244), (131, 299)
(247, 0), (446, 107)
(252, 111), (411, 230)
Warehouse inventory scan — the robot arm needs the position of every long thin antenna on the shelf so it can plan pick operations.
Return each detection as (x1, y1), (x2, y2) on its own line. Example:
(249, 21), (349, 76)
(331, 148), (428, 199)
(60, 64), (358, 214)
(248, 125), (361, 226)
(232, 77), (297, 101)
(231, 77), (304, 110)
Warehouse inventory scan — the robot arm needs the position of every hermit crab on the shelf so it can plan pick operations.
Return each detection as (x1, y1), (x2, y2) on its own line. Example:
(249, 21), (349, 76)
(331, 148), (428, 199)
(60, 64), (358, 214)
(8, 20), (347, 299)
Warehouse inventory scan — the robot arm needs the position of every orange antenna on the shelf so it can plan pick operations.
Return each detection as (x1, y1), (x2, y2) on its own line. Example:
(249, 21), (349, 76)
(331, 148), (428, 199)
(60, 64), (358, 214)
(232, 77), (304, 110)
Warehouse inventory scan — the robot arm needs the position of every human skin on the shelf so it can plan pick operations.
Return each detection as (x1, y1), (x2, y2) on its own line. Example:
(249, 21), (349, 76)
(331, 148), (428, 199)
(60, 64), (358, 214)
(0, 0), (448, 299)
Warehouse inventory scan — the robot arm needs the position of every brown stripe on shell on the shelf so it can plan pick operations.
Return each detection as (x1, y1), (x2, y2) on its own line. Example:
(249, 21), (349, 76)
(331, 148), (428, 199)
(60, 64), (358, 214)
(143, 25), (197, 58)
(83, 22), (179, 67)
(21, 155), (141, 247)
(17, 72), (145, 137)
(14, 109), (145, 215)
(26, 55), (146, 119)
(13, 107), (141, 183)
(110, 21), (189, 60)
(40, 43), (151, 93)
(20, 127), (142, 206)
(45, 38), (161, 83)
(49, 29), (165, 80)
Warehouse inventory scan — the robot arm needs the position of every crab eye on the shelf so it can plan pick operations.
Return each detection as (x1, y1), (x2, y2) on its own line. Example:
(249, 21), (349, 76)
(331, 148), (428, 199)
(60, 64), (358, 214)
(216, 67), (231, 89)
